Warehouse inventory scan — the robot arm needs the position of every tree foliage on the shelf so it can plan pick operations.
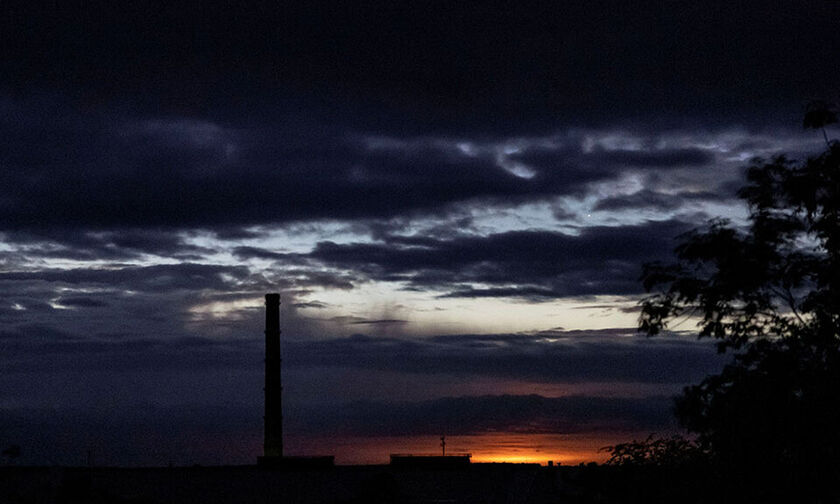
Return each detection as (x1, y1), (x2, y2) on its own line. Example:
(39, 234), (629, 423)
(604, 435), (706, 468)
(804, 100), (839, 146)
(639, 114), (840, 501)
(640, 142), (840, 350)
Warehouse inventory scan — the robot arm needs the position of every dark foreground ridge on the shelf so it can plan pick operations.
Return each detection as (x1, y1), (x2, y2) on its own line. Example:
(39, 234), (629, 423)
(0, 463), (571, 504)
(5, 461), (840, 503)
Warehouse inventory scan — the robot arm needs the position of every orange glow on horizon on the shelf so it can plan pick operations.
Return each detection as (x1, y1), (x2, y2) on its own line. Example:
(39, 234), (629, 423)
(284, 431), (643, 466)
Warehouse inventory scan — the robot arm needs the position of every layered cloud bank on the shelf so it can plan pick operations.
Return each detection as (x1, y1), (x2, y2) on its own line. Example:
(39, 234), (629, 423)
(2, 1), (839, 465)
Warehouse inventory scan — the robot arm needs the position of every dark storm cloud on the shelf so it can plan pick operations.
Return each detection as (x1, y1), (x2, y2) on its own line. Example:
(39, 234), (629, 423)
(1, 325), (259, 373)
(0, 404), (259, 466)
(0, 97), (730, 237)
(4, 229), (213, 261)
(0, 260), (352, 352)
(285, 329), (724, 385)
(55, 296), (109, 308)
(593, 190), (721, 212)
(0, 263), (254, 293)
(3, 2), (838, 132)
(0, 103), (540, 232)
(506, 146), (616, 191)
(0, 3), (836, 238)
(0, 319), (722, 384)
(294, 272), (357, 291)
(232, 246), (287, 260)
(438, 287), (561, 301)
(6, 1), (826, 468)
(0, 324), (718, 465)
(292, 301), (328, 309)
(499, 142), (722, 198)
(292, 394), (676, 437)
(0, 263), (277, 344)
(512, 146), (714, 181)
(595, 147), (714, 168)
(0, 324), (81, 343)
(303, 219), (694, 297)
(0, 393), (673, 465)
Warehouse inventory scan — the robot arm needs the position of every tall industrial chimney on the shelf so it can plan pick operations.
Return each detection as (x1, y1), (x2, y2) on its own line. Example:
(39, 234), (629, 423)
(263, 293), (282, 458)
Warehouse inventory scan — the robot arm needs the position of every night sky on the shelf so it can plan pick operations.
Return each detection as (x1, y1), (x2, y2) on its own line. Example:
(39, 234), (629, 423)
(2, 2), (840, 466)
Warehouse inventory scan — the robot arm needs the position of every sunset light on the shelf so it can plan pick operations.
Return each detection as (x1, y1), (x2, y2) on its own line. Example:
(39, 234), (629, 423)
(2, 2), (839, 502)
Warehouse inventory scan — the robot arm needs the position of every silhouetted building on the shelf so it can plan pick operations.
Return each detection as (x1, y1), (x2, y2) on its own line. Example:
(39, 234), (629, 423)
(259, 293), (283, 463)
(257, 293), (334, 469)
(389, 454), (471, 469)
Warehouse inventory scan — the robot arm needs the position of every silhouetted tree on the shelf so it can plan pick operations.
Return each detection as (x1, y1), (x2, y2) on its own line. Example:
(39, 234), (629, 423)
(804, 100), (838, 146)
(604, 435), (706, 468)
(640, 116), (840, 502)
(600, 435), (712, 504)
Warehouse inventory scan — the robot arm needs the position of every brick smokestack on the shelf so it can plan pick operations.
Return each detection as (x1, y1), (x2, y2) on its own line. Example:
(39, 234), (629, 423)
(263, 293), (282, 458)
